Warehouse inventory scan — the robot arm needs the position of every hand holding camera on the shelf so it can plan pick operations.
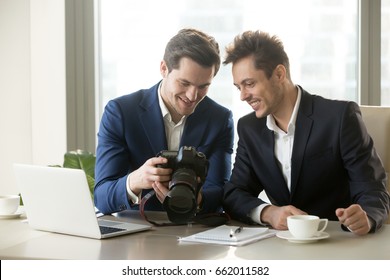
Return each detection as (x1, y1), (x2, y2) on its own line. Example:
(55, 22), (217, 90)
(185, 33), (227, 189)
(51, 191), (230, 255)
(127, 157), (172, 198)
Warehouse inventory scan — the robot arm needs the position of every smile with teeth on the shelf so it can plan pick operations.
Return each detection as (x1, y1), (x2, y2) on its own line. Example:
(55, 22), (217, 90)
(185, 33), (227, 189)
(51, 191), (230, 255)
(180, 97), (193, 106)
(248, 100), (260, 108)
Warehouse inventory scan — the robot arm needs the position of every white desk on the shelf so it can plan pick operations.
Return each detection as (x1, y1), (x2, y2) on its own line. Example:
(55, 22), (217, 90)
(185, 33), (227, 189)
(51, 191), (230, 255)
(1, 210), (389, 260)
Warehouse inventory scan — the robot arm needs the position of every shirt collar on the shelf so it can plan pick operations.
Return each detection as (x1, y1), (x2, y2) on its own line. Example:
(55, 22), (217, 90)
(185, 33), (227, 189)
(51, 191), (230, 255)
(158, 81), (186, 124)
(266, 86), (302, 135)
(158, 82), (170, 120)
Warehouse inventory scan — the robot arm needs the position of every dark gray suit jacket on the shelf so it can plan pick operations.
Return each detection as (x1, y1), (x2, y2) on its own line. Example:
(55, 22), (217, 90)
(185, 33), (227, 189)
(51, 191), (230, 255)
(223, 87), (390, 231)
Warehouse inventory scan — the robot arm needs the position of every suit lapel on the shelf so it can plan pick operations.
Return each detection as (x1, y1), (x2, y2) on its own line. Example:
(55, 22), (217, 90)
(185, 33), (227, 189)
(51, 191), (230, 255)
(260, 126), (291, 202)
(139, 83), (168, 155)
(290, 90), (313, 198)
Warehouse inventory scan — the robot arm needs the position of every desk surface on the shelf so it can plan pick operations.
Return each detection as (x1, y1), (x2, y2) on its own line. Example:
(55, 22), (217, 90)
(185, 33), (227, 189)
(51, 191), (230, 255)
(1, 210), (389, 260)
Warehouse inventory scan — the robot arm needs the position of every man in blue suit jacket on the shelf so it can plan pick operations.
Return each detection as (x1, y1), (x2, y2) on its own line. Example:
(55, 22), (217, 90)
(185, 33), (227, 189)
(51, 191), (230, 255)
(94, 29), (234, 219)
(223, 30), (389, 235)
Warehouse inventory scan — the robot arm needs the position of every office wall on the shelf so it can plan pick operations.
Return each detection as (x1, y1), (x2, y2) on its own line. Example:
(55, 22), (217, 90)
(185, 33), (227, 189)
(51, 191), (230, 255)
(0, 0), (67, 195)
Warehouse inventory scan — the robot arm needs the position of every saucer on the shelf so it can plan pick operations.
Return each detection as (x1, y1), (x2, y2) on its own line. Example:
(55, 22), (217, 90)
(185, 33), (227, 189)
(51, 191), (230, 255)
(0, 211), (23, 219)
(276, 231), (330, 243)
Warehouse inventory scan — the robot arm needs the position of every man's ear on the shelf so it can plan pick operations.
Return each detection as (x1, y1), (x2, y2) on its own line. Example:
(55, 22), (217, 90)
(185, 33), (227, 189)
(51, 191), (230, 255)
(160, 60), (169, 77)
(274, 64), (286, 81)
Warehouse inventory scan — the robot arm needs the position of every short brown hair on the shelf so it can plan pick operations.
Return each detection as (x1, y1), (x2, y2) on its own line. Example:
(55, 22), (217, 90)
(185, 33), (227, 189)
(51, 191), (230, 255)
(163, 28), (221, 76)
(223, 30), (290, 79)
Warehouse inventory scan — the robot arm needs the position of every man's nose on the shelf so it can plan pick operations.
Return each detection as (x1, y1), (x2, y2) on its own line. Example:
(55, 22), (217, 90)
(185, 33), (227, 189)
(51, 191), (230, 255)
(240, 89), (249, 101)
(187, 86), (198, 101)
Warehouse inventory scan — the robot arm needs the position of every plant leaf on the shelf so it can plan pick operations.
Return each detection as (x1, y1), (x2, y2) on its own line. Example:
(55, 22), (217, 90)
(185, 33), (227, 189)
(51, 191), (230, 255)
(63, 149), (96, 198)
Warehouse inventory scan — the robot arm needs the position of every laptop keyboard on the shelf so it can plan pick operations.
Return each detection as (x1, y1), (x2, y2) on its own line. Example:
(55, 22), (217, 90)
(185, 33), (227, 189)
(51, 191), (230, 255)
(99, 225), (126, 234)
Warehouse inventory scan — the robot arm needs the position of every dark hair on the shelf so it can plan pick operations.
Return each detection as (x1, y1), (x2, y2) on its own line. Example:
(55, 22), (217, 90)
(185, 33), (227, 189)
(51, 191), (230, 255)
(223, 30), (290, 79)
(163, 28), (221, 76)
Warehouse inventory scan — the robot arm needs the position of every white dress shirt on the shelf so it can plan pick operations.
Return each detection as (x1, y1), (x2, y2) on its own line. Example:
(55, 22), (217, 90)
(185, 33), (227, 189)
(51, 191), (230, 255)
(250, 87), (302, 224)
(159, 89), (187, 151)
(126, 83), (186, 204)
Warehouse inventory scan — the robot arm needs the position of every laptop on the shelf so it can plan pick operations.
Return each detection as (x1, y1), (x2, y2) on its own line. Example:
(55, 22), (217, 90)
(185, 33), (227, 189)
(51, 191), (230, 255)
(13, 164), (151, 239)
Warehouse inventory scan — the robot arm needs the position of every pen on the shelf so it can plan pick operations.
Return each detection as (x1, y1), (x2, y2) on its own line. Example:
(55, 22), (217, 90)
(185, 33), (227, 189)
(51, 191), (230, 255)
(229, 226), (243, 238)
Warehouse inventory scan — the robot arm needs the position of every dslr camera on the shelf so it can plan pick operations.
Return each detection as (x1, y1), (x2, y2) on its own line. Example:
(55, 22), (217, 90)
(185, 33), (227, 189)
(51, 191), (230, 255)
(157, 146), (208, 224)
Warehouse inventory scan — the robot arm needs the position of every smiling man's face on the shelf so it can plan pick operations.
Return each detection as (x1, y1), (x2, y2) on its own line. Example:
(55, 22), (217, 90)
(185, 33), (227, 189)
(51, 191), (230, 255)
(160, 57), (215, 123)
(232, 55), (284, 119)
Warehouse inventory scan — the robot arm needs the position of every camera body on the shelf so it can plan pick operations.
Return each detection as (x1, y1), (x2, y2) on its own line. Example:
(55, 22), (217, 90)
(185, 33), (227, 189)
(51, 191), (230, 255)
(157, 146), (208, 224)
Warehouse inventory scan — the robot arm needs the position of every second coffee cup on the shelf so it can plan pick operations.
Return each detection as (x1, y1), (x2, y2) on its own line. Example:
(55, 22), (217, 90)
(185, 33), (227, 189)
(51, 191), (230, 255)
(287, 215), (328, 239)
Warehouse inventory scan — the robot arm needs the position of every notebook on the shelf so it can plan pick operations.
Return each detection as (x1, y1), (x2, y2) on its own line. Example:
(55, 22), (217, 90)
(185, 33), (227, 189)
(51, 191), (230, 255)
(179, 225), (276, 246)
(13, 164), (151, 239)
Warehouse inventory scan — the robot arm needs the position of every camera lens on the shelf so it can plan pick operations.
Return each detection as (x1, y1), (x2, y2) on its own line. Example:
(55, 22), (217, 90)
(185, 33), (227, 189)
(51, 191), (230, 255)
(163, 168), (198, 223)
(165, 186), (195, 213)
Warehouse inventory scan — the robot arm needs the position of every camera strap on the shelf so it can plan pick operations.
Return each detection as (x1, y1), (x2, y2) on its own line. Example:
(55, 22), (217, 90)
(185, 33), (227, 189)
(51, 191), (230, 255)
(139, 190), (231, 227)
(139, 190), (178, 226)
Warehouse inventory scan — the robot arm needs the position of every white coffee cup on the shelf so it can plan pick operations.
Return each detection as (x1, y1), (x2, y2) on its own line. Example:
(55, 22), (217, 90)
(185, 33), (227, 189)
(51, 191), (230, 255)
(287, 215), (328, 239)
(0, 195), (20, 215)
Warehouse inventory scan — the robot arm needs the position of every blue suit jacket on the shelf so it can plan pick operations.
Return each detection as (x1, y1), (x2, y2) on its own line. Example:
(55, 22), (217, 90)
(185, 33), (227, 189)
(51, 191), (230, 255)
(95, 81), (234, 215)
(223, 87), (390, 231)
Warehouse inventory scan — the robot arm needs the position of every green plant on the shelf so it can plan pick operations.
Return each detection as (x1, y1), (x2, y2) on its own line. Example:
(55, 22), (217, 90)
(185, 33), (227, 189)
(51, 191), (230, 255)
(62, 149), (96, 198)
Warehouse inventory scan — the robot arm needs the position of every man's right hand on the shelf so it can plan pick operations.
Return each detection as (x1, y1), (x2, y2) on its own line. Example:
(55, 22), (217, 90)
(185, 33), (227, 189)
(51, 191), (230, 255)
(128, 157), (172, 196)
(260, 205), (307, 230)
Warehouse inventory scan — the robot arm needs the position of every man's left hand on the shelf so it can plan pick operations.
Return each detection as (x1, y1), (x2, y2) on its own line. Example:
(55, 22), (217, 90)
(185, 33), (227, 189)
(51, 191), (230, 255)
(336, 204), (371, 235)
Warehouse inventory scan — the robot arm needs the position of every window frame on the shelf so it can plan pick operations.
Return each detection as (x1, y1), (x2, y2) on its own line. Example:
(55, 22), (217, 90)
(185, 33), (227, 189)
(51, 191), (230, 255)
(65, 0), (384, 151)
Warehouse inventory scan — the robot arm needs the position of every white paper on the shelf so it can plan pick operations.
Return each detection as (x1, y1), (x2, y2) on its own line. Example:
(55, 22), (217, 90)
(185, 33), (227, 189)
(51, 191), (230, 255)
(178, 225), (276, 246)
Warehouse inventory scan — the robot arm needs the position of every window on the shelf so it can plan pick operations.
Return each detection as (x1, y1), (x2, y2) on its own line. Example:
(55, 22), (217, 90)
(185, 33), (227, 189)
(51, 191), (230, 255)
(97, 0), (359, 124)
(382, 0), (390, 105)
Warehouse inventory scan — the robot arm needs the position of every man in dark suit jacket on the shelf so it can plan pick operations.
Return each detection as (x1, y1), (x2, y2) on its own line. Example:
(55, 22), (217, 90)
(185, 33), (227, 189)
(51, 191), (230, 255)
(94, 29), (234, 220)
(223, 30), (390, 235)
